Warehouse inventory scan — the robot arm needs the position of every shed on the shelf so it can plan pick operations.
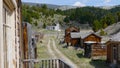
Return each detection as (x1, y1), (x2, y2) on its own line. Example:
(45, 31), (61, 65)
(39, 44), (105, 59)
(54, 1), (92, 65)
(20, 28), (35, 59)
(81, 33), (107, 58)
(64, 26), (80, 46)
(106, 32), (120, 66)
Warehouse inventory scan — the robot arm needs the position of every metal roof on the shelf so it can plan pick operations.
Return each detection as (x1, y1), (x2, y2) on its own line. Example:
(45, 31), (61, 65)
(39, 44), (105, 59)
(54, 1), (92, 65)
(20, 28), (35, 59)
(70, 32), (81, 38)
(111, 31), (120, 41)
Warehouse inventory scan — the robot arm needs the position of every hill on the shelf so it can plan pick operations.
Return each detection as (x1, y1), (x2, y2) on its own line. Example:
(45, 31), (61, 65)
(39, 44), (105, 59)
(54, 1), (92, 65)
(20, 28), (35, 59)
(22, 2), (120, 31)
(96, 22), (120, 35)
(22, 2), (78, 10)
(22, 2), (60, 9)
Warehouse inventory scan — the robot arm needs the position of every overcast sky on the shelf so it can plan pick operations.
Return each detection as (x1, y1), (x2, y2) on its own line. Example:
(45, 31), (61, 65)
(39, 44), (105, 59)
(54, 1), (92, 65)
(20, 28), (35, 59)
(22, 0), (120, 6)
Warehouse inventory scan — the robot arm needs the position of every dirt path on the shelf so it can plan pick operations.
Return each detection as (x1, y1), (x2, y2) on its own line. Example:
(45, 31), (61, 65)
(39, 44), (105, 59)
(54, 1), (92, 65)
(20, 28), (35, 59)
(47, 39), (57, 58)
(46, 35), (78, 68)
(51, 39), (78, 68)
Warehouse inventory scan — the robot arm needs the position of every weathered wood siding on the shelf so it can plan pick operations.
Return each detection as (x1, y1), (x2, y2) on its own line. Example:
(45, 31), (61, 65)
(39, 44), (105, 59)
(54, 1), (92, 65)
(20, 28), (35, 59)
(83, 34), (107, 58)
(23, 23), (29, 68)
(71, 38), (80, 46)
(65, 34), (71, 43)
(64, 26), (80, 46)
(106, 41), (120, 64)
(92, 44), (107, 57)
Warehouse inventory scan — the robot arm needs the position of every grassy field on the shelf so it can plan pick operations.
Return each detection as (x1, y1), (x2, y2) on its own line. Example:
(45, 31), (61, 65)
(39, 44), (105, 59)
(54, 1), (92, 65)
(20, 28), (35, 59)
(55, 39), (109, 68)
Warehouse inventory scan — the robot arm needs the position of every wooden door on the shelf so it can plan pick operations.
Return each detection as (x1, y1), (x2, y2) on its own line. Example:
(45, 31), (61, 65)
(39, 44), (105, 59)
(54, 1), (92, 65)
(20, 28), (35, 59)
(84, 43), (92, 58)
(112, 45), (117, 64)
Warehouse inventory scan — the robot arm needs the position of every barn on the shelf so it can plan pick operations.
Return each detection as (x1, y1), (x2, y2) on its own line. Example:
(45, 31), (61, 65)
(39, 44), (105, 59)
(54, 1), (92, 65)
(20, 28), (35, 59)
(81, 33), (107, 59)
(106, 32), (120, 67)
(64, 26), (80, 47)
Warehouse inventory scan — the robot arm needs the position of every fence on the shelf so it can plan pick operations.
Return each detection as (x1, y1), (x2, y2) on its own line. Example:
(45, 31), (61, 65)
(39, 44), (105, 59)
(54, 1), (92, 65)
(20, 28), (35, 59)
(22, 58), (71, 68)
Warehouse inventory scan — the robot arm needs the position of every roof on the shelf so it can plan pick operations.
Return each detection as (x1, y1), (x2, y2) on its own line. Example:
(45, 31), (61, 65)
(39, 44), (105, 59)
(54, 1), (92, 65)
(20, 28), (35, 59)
(111, 31), (120, 41)
(81, 33), (101, 39)
(80, 33), (92, 39)
(66, 26), (79, 32)
(70, 32), (81, 38)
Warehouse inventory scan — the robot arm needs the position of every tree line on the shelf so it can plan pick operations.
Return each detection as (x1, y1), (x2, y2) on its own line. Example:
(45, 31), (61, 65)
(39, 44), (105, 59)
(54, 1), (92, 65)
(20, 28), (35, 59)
(62, 6), (120, 32)
(22, 4), (120, 32)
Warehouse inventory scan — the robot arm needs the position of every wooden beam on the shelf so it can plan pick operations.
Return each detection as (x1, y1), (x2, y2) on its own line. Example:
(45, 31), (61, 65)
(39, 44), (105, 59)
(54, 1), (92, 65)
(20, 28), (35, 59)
(3, 0), (15, 12)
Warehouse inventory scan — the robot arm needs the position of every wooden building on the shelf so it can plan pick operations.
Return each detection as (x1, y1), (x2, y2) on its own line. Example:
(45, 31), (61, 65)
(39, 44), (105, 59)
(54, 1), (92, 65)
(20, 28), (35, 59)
(81, 33), (107, 59)
(23, 22), (37, 68)
(64, 26), (80, 46)
(0, 0), (22, 68)
(70, 32), (81, 47)
(106, 32), (120, 67)
(106, 41), (120, 65)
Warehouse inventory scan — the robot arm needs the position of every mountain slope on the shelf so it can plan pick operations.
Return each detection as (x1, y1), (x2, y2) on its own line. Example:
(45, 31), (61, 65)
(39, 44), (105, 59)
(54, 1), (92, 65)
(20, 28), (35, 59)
(96, 22), (120, 35)
(22, 2), (60, 9)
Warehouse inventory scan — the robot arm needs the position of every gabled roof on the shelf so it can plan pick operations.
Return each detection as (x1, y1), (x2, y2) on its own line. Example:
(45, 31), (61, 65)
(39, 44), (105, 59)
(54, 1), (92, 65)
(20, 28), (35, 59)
(65, 26), (79, 32)
(81, 33), (101, 39)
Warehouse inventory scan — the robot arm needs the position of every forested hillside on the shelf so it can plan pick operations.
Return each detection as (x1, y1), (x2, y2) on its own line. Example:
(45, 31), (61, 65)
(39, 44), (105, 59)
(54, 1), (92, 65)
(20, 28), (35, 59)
(22, 3), (120, 32)
(63, 6), (120, 31)
(22, 4), (65, 28)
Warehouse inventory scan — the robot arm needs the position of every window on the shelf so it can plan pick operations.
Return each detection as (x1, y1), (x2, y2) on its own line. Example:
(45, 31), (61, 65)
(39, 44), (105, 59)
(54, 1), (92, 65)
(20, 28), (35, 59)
(3, 7), (8, 68)
(3, 4), (11, 68)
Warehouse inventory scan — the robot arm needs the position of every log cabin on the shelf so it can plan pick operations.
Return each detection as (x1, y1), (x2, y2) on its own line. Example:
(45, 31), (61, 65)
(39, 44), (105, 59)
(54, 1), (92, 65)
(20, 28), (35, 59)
(64, 26), (80, 46)
(106, 32), (120, 67)
(81, 33), (107, 59)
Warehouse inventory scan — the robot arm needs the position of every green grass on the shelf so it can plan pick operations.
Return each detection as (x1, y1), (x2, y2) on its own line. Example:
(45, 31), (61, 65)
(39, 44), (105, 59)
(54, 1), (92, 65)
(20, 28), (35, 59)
(55, 40), (109, 68)
(37, 36), (52, 59)
(36, 29), (109, 68)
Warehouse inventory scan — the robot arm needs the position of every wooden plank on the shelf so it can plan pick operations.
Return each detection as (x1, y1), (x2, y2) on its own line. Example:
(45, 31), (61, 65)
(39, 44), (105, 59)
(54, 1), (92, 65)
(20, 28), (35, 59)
(49, 60), (50, 68)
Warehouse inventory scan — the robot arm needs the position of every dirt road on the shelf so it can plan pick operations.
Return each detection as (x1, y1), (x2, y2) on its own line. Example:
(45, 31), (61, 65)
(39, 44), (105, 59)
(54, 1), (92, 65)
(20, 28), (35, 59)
(46, 38), (78, 68)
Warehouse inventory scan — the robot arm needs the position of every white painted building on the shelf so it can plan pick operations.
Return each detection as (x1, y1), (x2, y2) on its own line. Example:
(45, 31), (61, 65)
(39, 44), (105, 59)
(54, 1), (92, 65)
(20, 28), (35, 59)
(0, 0), (22, 68)
(46, 23), (61, 31)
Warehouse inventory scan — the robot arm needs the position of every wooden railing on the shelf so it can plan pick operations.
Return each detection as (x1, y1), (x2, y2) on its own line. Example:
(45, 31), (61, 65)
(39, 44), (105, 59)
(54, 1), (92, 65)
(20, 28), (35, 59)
(22, 58), (71, 68)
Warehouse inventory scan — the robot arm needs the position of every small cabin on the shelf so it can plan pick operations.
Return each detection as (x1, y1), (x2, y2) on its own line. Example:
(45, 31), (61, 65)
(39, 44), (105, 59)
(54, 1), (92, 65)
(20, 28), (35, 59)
(106, 41), (120, 65)
(64, 26), (80, 46)
(81, 33), (107, 58)
(46, 23), (61, 31)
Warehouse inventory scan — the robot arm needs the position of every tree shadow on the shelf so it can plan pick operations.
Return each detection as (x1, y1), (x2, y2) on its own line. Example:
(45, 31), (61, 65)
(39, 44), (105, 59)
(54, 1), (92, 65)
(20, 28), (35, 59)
(89, 60), (109, 68)
(76, 53), (84, 58)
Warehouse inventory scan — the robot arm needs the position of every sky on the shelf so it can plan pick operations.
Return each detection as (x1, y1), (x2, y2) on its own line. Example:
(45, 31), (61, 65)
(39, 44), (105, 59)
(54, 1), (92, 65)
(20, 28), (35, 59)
(22, 0), (120, 6)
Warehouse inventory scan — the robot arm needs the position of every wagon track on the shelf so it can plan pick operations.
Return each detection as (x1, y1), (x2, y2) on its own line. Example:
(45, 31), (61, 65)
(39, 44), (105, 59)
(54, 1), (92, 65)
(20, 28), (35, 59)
(46, 37), (78, 68)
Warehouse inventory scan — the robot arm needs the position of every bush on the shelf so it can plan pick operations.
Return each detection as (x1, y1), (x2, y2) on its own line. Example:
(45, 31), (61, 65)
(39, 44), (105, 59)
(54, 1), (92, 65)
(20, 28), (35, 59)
(100, 29), (107, 36)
